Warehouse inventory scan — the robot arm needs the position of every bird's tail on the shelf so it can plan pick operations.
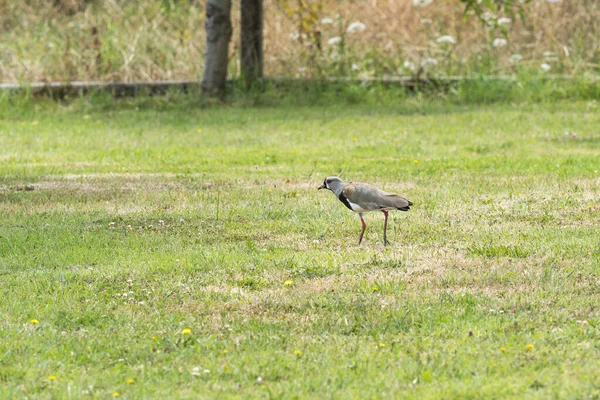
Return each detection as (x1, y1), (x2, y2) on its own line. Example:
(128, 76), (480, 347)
(397, 200), (413, 211)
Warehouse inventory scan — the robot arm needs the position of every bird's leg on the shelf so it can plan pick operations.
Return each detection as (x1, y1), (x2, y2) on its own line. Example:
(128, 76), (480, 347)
(358, 214), (366, 244)
(382, 210), (390, 246)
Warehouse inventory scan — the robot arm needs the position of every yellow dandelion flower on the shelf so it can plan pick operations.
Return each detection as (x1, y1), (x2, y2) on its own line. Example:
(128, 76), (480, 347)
(526, 343), (534, 351)
(500, 347), (506, 352)
(182, 328), (192, 335)
(113, 392), (119, 397)
(197, 129), (203, 133)
(284, 280), (293, 286)
(222, 349), (228, 354)
(48, 375), (56, 381)
(413, 159), (419, 163)
(352, 137), (357, 142)
(379, 343), (386, 348)
(30, 319), (39, 325)
(294, 349), (302, 355)
(126, 378), (134, 384)
(372, 286), (379, 292)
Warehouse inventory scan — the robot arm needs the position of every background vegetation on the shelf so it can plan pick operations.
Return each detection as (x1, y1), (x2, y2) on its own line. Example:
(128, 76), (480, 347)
(1, 0), (599, 82)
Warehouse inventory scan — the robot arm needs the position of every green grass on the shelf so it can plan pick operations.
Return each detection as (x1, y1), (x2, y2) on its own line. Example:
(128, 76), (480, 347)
(1, 93), (600, 399)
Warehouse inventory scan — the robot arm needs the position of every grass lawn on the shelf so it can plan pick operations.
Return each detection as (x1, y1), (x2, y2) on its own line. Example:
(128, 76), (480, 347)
(1, 96), (599, 398)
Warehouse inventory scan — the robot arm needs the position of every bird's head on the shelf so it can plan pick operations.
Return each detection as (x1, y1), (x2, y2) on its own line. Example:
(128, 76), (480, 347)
(318, 176), (344, 194)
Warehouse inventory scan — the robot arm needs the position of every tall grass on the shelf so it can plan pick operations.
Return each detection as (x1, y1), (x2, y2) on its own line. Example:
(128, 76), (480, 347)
(1, 0), (599, 83)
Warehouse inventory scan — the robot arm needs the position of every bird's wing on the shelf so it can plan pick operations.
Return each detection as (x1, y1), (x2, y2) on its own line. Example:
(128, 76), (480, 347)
(344, 183), (412, 211)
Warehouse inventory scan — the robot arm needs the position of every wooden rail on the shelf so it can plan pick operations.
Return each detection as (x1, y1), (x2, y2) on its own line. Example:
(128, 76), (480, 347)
(0, 75), (588, 98)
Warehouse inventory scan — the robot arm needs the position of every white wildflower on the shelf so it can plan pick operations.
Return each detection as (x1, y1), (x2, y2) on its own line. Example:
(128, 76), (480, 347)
(320, 17), (334, 25)
(509, 53), (523, 63)
(257, 376), (263, 383)
(420, 18), (433, 24)
(413, 0), (433, 7)
(403, 61), (417, 72)
(327, 36), (342, 46)
(297, 66), (306, 73)
(289, 32), (300, 40)
(421, 57), (438, 67)
(497, 17), (511, 25)
(545, 0), (561, 3)
(492, 38), (508, 48)
(436, 35), (456, 44)
(482, 12), (495, 22)
(351, 63), (359, 71)
(347, 21), (366, 33)
(540, 63), (551, 72)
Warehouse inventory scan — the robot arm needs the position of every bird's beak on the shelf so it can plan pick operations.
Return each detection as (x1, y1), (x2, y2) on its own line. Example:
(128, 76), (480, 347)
(318, 184), (326, 190)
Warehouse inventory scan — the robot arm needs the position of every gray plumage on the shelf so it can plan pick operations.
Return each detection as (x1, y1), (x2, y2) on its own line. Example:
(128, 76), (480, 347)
(318, 176), (412, 245)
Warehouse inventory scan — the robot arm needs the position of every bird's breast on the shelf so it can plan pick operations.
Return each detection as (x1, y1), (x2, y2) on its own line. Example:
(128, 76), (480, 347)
(337, 192), (355, 212)
(347, 201), (368, 213)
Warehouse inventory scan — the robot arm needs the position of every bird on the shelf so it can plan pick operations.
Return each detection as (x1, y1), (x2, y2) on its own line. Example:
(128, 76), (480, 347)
(318, 176), (412, 245)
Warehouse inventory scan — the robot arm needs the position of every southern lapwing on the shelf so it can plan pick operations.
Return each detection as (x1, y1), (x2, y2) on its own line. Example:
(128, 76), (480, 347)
(318, 176), (412, 245)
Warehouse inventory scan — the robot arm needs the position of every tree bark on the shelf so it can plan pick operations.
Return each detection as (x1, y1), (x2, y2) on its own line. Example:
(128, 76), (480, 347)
(201, 0), (232, 96)
(240, 0), (263, 86)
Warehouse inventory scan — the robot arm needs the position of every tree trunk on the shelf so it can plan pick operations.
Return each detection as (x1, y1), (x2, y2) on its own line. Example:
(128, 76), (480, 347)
(201, 0), (232, 96)
(240, 0), (263, 86)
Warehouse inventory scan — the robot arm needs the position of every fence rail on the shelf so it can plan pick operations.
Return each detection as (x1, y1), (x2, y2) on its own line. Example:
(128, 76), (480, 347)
(0, 75), (590, 98)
